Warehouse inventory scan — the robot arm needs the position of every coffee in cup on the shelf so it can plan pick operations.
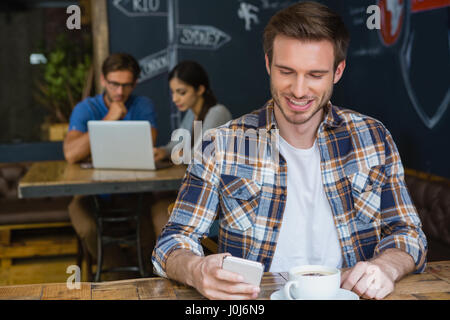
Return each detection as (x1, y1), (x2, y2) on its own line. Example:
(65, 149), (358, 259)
(283, 265), (340, 300)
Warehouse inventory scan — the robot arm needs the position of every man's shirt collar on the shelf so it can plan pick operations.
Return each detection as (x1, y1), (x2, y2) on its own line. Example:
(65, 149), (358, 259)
(258, 99), (344, 132)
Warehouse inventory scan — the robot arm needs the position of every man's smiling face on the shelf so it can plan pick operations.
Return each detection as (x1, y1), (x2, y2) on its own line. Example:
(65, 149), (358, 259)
(266, 35), (345, 126)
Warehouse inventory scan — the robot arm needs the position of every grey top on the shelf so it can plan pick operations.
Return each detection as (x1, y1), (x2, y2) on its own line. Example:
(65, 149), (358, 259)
(162, 104), (233, 156)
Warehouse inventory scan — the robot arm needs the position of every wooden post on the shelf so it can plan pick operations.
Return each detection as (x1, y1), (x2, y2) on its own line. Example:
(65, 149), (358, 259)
(0, 230), (11, 246)
(90, 0), (110, 94)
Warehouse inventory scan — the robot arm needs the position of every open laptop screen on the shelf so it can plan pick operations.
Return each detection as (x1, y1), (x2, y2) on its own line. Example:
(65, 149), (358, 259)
(87, 121), (156, 170)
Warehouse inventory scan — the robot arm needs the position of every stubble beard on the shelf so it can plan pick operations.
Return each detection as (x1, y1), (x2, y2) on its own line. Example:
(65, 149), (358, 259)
(104, 89), (126, 105)
(270, 81), (333, 126)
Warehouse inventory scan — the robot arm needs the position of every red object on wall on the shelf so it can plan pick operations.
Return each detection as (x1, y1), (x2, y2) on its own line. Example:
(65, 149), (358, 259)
(378, 0), (405, 46)
(411, 0), (450, 12)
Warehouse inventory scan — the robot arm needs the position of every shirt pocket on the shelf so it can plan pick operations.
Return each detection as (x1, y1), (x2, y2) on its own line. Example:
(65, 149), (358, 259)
(347, 165), (386, 224)
(219, 174), (261, 232)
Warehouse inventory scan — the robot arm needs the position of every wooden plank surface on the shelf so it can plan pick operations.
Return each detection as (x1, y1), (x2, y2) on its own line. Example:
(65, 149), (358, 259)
(41, 283), (92, 300)
(0, 284), (43, 300)
(92, 281), (139, 300)
(20, 161), (67, 186)
(18, 161), (187, 198)
(136, 278), (179, 300)
(20, 161), (188, 186)
(0, 261), (448, 300)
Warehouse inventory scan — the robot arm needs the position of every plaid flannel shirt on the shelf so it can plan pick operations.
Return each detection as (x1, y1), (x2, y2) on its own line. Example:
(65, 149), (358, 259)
(152, 100), (427, 277)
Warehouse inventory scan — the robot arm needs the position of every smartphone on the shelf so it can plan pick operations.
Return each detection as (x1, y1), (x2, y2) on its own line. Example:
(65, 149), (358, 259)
(222, 256), (264, 286)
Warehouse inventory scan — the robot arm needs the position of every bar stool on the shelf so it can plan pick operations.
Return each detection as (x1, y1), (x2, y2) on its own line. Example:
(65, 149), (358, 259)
(92, 193), (148, 282)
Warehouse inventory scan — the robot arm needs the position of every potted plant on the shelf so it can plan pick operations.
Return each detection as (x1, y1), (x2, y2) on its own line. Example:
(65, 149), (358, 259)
(34, 34), (93, 141)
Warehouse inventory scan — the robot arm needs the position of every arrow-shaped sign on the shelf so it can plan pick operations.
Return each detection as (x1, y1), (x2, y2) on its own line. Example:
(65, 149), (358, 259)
(177, 25), (231, 50)
(138, 25), (231, 83)
(117, 0), (232, 129)
(113, 0), (168, 17)
(138, 49), (169, 83)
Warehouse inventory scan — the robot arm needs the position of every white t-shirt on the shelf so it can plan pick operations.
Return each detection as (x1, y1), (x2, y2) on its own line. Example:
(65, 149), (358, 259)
(269, 136), (343, 272)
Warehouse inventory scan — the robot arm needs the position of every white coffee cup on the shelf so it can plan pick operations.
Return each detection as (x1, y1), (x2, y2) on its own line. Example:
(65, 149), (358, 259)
(283, 265), (341, 300)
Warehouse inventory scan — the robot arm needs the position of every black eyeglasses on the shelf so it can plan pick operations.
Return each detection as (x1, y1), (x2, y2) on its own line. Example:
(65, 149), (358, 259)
(105, 79), (135, 90)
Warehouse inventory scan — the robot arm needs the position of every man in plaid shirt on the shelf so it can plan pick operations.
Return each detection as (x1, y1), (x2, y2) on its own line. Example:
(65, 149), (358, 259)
(152, 1), (427, 300)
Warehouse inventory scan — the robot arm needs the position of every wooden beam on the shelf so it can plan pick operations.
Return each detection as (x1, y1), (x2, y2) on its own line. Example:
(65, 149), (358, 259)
(90, 0), (110, 94)
(0, 230), (11, 246)
(0, 222), (72, 232)
(0, 238), (78, 259)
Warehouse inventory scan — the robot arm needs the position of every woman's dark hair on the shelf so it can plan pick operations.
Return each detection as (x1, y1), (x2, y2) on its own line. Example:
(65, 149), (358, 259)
(168, 60), (217, 122)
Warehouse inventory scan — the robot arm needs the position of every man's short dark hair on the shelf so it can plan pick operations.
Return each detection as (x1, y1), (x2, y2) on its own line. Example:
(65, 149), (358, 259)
(263, 1), (350, 70)
(102, 53), (141, 81)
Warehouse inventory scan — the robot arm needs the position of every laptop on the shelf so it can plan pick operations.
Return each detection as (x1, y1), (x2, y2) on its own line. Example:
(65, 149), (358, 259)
(87, 120), (171, 170)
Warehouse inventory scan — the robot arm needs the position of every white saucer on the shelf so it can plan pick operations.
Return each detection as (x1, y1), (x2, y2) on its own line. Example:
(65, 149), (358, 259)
(270, 288), (359, 300)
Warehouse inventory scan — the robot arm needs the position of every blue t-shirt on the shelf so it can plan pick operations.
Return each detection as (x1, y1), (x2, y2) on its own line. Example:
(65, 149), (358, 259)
(68, 93), (158, 132)
(68, 93), (158, 201)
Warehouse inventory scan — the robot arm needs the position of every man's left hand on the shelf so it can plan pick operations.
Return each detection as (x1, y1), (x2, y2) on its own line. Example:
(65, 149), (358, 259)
(340, 261), (395, 300)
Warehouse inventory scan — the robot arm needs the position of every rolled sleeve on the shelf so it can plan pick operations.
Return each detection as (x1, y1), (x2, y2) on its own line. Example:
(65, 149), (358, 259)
(374, 129), (427, 273)
(152, 228), (206, 278)
(375, 230), (427, 273)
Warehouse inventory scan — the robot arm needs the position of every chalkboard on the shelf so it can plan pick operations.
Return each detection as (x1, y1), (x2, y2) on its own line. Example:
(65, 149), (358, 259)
(107, 0), (450, 178)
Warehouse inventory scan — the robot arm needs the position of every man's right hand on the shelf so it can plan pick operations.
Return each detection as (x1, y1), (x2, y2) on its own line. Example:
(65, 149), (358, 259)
(189, 253), (260, 300)
(153, 147), (168, 162)
(104, 101), (127, 121)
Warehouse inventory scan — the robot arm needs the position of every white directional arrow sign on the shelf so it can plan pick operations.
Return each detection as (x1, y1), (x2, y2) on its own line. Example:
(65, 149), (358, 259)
(177, 25), (231, 50)
(116, 0), (231, 130)
(138, 25), (231, 83)
(113, 0), (168, 17)
(138, 49), (169, 83)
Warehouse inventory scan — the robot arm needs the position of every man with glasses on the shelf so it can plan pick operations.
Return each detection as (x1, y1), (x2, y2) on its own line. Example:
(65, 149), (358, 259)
(64, 53), (158, 275)
(64, 53), (158, 163)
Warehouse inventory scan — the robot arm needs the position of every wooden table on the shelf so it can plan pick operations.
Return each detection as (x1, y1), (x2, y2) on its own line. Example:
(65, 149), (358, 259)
(0, 261), (448, 300)
(16, 160), (188, 281)
(18, 161), (187, 198)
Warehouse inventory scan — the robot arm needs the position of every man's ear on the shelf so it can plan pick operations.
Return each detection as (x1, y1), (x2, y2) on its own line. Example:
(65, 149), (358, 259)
(100, 73), (106, 88)
(333, 60), (346, 84)
(265, 54), (271, 76)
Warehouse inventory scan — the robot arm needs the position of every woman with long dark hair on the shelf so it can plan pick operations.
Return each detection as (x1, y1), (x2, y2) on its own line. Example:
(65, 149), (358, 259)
(153, 60), (232, 162)
(151, 61), (232, 238)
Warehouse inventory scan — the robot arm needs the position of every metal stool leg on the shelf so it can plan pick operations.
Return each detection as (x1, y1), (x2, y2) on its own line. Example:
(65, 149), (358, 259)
(135, 194), (147, 277)
(91, 193), (148, 281)
(93, 196), (103, 282)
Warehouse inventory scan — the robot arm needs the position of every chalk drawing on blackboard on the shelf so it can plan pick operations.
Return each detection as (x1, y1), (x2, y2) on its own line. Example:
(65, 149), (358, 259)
(126, 0), (231, 130)
(135, 4), (231, 83)
(113, 0), (167, 17)
(398, 1), (449, 129)
(137, 28), (231, 83)
(138, 49), (169, 83)
(238, 2), (260, 31)
(177, 25), (231, 50)
(352, 47), (382, 57)
(404, 31), (413, 69)
(258, 0), (296, 10)
(349, 6), (366, 16)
